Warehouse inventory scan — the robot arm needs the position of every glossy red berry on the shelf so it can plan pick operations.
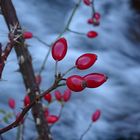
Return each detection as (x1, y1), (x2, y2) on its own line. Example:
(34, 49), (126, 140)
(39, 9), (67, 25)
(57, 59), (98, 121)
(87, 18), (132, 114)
(76, 53), (97, 70)
(93, 12), (101, 20)
(66, 75), (86, 92)
(24, 95), (30, 107)
(83, 73), (107, 88)
(54, 90), (62, 101)
(83, 0), (91, 6)
(8, 98), (15, 109)
(52, 38), (67, 61)
(44, 93), (52, 103)
(63, 88), (72, 102)
(23, 32), (33, 39)
(87, 31), (98, 38)
(47, 115), (59, 124)
(92, 109), (101, 122)
(35, 74), (42, 85)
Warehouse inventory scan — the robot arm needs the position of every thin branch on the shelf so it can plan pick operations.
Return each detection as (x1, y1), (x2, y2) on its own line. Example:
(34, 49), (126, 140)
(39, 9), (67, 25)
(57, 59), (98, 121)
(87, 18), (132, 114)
(0, 75), (65, 134)
(38, 0), (82, 75)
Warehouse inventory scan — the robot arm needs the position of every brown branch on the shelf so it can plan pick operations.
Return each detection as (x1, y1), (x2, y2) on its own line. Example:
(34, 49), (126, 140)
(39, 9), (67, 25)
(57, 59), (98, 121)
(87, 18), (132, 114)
(0, 81), (60, 134)
(0, 42), (14, 78)
(0, 0), (52, 139)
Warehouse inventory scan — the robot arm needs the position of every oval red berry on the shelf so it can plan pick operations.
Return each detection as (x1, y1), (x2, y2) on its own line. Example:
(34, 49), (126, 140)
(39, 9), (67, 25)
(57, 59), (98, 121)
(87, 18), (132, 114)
(52, 38), (67, 61)
(92, 109), (101, 122)
(83, 0), (91, 6)
(47, 115), (59, 124)
(63, 88), (72, 102)
(44, 93), (52, 103)
(54, 90), (62, 101)
(93, 12), (101, 20)
(83, 73), (107, 88)
(87, 31), (98, 38)
(76, 53), (97, 70)
(23, 32), (33, 39)
(66, 75), (86, 92)
(8, 98), (15, 109)
(24, 95), (30, 107)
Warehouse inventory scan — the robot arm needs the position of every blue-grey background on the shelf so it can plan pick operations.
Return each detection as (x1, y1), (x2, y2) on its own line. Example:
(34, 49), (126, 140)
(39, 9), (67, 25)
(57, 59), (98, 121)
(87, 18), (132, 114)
(0, 0), (140, 140)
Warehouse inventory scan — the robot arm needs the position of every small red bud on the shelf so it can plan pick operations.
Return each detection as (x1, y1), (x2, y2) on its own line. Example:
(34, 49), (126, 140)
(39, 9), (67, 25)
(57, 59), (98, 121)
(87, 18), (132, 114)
(52, 38), (67, 61)
(8, 98), (15, 109)
(54, 90), (62, 101)
(75, 53), (97, 70)
(92, 109), (101, 122)
(35, 74), (42, 85)
(66, 75), (86, 92)
(93, 12), (101, 20)
(44, 108), (49, 118)
(87, 18), (93, 24)
(63, 88), (72, 102)
(83, 73), (107, 88)
(87, 31), (98, 38)
(23, 32), (33, 39)
(83, 0), (91, 6)
(44, 93), (52, 103)
(47, 115), (59, 124)
(24, 95), (30, 107)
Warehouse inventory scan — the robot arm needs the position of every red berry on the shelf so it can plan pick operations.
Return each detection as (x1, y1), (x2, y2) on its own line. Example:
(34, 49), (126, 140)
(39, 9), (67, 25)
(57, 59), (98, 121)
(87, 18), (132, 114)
(63, 88), (72, 102)
(54, 90), (62, 101)
(35, 74), (42, 85)
(52, 38), (67, 61)
(44, 108), (49, 118)
(87, 31), (98, 38)
(47, 115), (59, 124)
(83, 0), (91, 6)
(87, 18), (93, 24)
(66, 75), (86, 92)
(93, 12), (101, 20)
(24, 95), (30, 107)
(83, 73), (107, 88)
(23, 32), (33, 39)
(92, 109), (101, 122)
(44, 93), (52, 103)
(8, 98), (15, 109)
(76, 53), (97, 70)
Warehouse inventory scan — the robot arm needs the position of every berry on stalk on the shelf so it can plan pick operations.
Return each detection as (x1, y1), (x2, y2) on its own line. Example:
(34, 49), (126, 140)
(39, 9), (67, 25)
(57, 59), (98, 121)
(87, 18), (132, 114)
(47, 115), (59, 124)
(54, 90), (62, 101)
(44, 93), (52, 103)
(83, 73), (107, 88)
(75, 53), (97, 70)
(92, 109), (101, 122)
(52, 38), (67, 61)
(23, 32), (33, 39)
(8, 98), (15, 109)
(83, 0), (91, 6)
(24, 95), (30, 107)
(63, 88), (72, 102)
(66, 75), (86, 92)
(87, 31), (98, 38)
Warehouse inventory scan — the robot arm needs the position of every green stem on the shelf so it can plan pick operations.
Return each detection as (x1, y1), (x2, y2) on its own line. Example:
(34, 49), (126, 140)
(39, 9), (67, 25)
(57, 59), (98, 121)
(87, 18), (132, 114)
(79, 122), (92, 140)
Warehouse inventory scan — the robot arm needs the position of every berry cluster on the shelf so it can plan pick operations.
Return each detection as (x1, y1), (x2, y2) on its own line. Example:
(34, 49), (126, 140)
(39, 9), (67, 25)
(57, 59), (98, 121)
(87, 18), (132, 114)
(83, 0), (101, 26)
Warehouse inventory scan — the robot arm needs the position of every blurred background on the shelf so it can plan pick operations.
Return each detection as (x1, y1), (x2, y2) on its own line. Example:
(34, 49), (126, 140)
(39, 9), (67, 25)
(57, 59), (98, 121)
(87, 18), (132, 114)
(0, 0), (140, 140)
